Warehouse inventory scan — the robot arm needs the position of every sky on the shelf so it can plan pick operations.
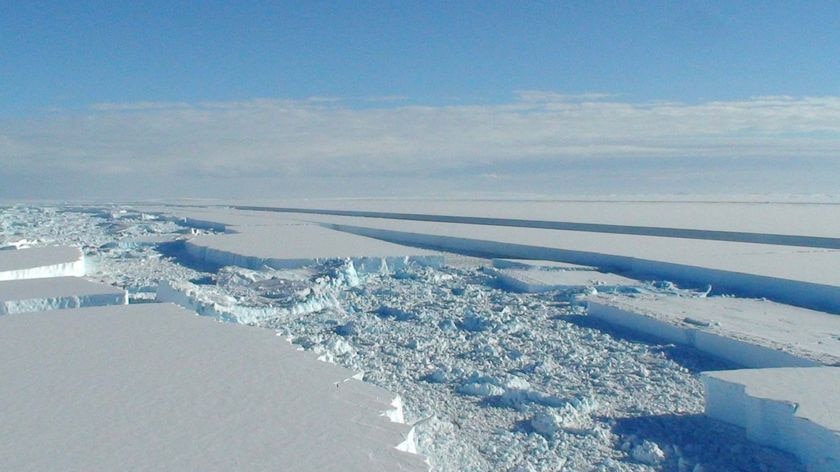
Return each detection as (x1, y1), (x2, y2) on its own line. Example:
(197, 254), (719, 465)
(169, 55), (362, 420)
(1, 1), (839, 200)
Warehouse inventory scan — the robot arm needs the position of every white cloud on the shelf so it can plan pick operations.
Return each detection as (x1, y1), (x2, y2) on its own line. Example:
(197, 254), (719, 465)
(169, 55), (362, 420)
(514, 90), (615, 102)
(1, 94), (839, 198)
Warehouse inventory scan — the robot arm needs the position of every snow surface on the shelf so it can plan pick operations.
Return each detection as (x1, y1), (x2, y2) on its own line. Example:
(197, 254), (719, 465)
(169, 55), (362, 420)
(0, 303), (426, 472)
(703, 367), (840, 472)
(0, 246), (85, 281)
(587, 294), (840, 368)
(0, 276), (126, 315)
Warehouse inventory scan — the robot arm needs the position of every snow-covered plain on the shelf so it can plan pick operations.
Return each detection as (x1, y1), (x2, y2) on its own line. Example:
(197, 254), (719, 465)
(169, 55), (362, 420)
(1, 203), (829, 471)
(0, 303), (425, 471)
(0, 276), (126, 315)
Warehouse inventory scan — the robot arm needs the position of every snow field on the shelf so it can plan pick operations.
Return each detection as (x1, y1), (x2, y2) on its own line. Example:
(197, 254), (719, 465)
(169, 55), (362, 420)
(0, 303), (426, 471)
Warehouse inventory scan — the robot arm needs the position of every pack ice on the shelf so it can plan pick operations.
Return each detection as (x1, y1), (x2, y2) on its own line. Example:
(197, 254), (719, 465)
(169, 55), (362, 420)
(154, 201), (840, 471)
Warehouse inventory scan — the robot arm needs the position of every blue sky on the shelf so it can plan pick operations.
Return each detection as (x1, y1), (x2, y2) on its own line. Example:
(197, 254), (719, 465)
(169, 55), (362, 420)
(1, 1), (839, 199)
(3, 1), (838, 114)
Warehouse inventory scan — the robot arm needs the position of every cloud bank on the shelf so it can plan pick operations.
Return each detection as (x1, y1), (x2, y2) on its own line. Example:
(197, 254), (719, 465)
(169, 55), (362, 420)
(1, 93), (839, 199)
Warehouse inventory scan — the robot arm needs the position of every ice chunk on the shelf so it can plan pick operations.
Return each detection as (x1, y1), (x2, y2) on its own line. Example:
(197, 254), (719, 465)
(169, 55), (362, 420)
(457, 312), (493, 332)
(631, 440), (666, 465)
(457, 373), (505, 397)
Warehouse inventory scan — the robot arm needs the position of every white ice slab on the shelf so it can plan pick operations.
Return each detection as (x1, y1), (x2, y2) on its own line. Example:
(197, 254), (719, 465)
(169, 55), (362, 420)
(0, 246), (85, 281)
(185, 223), (444, 273)
(491, 267), (639, 293)
(0, 303), (426, 472)
(702, 367), (840, 472)
(241, 199), (840, 241)
(0, 276), (126, 315)
(587, 294), (840, 368)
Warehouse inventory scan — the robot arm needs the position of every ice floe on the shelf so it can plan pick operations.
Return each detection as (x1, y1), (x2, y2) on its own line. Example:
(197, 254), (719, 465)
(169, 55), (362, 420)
(703, 367), (840, 472)
(0, 276), (126, 315)
(587, 294), (840, 367)
(0, 246), (85, 281)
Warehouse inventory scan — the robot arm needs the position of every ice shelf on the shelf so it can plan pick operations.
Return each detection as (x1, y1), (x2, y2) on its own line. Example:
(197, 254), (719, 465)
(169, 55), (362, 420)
(702, 367), (840, 472)
(0, 303), (427, 471)
(143, 205), (840, 313)
(0, 276), (126, 315)
(185, 223), (444, 273)
(586, 294), (840, 368)
(281, 212), (840, 314)
(232, 199), (840, 242)
(0, 246), (85, 281)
